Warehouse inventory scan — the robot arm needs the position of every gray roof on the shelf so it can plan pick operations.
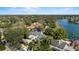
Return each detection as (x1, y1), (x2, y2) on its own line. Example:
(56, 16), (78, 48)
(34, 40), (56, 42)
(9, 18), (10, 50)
(51, 40), (66, 49)
(51, 40), (75, 51)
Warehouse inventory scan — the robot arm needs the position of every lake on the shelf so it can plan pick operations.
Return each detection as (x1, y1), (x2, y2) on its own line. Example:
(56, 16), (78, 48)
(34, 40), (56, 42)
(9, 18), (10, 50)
(57, 19), (79, 40)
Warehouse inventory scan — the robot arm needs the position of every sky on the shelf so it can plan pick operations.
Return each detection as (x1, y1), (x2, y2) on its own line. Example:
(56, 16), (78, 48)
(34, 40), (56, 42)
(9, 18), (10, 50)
(0, 7), (79, 15)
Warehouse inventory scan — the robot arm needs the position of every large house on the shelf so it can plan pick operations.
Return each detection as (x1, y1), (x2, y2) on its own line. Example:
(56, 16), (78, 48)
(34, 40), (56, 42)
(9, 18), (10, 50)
(28, 30), (44, 40)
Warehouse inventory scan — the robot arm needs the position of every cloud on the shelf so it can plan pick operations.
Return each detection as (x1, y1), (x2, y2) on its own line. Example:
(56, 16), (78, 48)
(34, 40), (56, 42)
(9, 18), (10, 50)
(24, 7), (40, 13)
(8, 7), (40, 14)
(0, 7), (40, 14)
(64, 8), (71, 11)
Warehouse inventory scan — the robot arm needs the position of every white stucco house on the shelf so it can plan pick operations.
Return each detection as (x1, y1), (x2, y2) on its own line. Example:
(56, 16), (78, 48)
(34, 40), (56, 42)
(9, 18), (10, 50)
(28, 31), (44, 40)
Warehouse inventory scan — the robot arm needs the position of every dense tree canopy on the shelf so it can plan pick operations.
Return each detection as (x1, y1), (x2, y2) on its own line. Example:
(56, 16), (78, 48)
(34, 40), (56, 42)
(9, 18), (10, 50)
(44, 27), (54, 36)
(53, 28), (67, 40)
(0, 44), (5, 50)
(4, 27), (29, 48)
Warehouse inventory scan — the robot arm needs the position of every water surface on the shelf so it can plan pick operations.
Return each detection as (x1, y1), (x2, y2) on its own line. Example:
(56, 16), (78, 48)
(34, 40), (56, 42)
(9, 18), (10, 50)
(57, 19), (79, 39)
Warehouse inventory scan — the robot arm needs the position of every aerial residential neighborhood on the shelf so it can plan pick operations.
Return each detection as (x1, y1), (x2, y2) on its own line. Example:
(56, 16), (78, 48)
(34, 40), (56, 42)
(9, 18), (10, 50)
(0, 15), (79, 51)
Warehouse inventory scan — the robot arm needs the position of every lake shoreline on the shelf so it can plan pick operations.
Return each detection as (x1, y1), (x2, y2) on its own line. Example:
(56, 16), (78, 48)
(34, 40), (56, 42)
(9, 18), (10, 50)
(57, 19), (79, 40)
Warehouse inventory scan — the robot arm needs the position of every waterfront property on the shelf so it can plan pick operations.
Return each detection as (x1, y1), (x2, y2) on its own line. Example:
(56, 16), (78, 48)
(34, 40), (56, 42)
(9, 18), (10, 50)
(0, 15), (79, 51)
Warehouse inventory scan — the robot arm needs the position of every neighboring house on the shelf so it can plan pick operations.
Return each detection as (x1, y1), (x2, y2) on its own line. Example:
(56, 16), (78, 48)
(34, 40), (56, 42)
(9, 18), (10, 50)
(27, 22), (43, 31)
(70, 40), (79, 51)
(50, 40), (75, 51)
(63, 44), (75, 51)
(20, 44), (28, 51)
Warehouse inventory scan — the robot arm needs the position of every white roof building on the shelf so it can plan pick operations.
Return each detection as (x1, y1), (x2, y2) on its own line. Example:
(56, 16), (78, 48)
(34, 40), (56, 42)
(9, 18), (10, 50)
(29, 31), (44, 40)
